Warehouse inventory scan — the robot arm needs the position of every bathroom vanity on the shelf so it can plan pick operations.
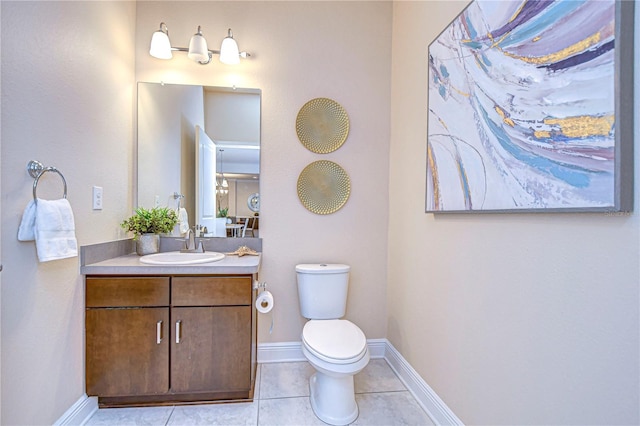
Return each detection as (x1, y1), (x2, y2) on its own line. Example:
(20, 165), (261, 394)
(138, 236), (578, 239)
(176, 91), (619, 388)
(81, 240), (261, 407)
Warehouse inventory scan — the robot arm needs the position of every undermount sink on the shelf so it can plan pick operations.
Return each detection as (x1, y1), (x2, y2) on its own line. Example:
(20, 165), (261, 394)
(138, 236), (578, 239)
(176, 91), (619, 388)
(139, 251), (225, 265)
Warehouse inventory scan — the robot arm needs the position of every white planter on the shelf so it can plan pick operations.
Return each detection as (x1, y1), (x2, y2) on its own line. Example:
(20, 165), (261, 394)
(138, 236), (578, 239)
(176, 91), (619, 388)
(136, 234), (159, 255)
(215, 218), (228, 237)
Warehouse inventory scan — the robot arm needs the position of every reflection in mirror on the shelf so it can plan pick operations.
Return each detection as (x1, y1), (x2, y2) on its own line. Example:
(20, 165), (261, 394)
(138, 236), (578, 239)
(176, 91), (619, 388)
(137, 82), (260, 238)
(247, 193), (260, 212)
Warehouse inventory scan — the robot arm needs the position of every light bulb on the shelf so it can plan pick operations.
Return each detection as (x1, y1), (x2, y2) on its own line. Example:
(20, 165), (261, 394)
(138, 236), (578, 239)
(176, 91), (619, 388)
(188, 26), (210, 63)
(149, 23), (172, 59)
(219, 29), (240, 65)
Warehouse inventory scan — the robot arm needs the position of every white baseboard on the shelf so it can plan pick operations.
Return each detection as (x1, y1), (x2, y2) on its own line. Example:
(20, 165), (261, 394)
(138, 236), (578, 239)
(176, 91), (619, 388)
(257, 339), (387, 363)
(53, 394), (98, 426)
(364, 338), (387, 359)
(257, 341), (305, 363)
(383, 343), (463, 426)
(257, 339), (463, 426)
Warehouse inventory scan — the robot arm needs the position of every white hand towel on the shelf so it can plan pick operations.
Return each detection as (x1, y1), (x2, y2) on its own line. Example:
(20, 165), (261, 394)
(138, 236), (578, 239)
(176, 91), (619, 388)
(34, 198), (78, 262)
(178, 207), (189, 235)
(18, 200), (37, 241)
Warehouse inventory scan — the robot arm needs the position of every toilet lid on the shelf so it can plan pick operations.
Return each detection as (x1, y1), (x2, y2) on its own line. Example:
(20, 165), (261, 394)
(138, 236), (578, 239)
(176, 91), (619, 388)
(302, 320), (367, 362)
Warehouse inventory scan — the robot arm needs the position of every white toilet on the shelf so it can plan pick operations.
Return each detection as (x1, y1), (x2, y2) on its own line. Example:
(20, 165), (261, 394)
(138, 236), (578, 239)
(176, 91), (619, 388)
(296, 263), (370, 426)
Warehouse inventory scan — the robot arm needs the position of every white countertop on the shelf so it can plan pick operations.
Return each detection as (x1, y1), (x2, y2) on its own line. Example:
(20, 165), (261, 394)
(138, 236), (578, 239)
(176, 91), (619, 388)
(81, 252), (261, 275)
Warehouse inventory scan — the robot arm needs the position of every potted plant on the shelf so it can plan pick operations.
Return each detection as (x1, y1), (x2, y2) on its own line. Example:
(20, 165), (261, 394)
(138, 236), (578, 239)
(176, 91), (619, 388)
(217, 206), (229, 218)
(121, 207), (178, 255)
(215, 206), (230, 236)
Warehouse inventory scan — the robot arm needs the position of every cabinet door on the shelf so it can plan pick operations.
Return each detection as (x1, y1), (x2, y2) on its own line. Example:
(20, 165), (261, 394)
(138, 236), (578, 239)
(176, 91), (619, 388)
(171, 306), (251, 393)
(86, 308), (169, 397)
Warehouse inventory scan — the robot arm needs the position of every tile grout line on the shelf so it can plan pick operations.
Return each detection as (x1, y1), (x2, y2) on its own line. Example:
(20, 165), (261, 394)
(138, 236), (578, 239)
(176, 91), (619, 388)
(164, 405), (176, 426)
(356, 389), (408, 395)
(256, 364), (262, 426)
(258, 394), (310, 401)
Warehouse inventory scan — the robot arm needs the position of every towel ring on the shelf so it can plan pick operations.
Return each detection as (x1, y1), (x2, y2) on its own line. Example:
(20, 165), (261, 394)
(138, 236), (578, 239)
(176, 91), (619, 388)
(28, 160), (67, 200)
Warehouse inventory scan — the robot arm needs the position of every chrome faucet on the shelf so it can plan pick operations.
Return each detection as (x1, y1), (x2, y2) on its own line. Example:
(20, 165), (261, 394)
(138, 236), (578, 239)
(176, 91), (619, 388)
(180, 227), (205, 253)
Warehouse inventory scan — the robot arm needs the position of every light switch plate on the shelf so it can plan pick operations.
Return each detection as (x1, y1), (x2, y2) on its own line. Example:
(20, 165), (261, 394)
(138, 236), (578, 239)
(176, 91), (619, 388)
(92, 186), (103, 210)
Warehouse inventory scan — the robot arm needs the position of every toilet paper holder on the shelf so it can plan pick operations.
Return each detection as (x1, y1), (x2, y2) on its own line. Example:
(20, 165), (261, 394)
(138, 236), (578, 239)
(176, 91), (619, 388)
(254, 281), (270, 308)
(253, 281), (275, 334)
(254, 283), (274, 314)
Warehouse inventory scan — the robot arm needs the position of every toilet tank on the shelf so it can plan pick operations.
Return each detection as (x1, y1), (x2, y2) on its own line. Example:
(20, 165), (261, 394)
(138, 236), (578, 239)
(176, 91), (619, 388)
(296, 264), (350, 319)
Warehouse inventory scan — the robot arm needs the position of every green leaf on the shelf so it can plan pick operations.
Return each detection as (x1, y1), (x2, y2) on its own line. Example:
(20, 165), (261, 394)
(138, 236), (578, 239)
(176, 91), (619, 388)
(121, 206), (179, 238)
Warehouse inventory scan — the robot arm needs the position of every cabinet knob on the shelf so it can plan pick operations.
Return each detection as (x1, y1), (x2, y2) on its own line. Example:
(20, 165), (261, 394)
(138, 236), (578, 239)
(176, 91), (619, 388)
(156, 320), (163, 344)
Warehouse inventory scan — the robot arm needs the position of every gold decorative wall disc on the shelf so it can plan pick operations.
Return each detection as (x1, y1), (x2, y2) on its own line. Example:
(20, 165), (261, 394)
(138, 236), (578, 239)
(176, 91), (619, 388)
(297, 160), (351, 215)
(296, 98), (350, 154)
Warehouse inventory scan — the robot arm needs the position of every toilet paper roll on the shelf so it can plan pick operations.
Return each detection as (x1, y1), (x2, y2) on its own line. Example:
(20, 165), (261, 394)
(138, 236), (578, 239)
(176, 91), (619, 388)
(256, 290), (274, 313)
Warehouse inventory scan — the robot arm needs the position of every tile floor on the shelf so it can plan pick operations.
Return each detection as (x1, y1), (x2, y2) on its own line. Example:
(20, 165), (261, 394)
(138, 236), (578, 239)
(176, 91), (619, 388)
(85, 359), (434, 425)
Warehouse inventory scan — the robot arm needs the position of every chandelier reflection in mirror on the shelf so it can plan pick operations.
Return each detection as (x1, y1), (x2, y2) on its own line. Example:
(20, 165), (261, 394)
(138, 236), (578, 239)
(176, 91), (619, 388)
(216, 149), (229, 195)
(149, 22), (250, 65)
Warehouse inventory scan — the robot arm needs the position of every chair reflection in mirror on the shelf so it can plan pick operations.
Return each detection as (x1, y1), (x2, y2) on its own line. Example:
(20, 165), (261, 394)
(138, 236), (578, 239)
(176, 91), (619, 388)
(241, 217), (256, 237)
(226, 221), (243, 237)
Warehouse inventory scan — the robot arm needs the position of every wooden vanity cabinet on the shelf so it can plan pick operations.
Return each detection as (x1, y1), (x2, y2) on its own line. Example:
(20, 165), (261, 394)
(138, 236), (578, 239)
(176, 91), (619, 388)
(170, 277), (252, 394)
(85, 275), (256, 407)
(85, 277), (170, 398)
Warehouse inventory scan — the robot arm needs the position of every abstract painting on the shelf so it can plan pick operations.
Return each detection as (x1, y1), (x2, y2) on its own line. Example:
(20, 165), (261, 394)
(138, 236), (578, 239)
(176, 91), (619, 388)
(426, 0), (634, 213)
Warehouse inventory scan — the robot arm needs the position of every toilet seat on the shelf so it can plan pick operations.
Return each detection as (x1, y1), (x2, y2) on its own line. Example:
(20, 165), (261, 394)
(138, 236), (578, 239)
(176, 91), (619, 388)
(302, 320), (367, 365)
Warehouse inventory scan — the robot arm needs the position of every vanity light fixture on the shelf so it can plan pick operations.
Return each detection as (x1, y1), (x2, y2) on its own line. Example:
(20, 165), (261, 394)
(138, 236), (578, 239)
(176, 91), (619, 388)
(149, 22), (250, 65)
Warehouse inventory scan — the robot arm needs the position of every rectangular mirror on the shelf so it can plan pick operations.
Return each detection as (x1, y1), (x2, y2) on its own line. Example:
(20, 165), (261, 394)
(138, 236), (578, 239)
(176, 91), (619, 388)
(137, 82), (261, 237)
